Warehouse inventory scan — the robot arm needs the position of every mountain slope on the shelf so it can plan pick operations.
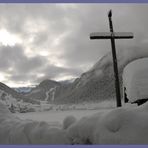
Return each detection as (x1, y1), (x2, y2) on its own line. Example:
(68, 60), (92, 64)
(54, 52), (116, 103)
(25, 47), (148, 104)
(54, 47), (148, 103)
(0, 82), (39, 104)
(13, 87), (33, 94)
(25, 79), (61, 101)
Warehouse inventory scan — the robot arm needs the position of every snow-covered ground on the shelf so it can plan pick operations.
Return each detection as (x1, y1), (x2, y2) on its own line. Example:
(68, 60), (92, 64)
(14, 100), (117, 123)
(1, 100), (148, 144)
(15, 109), (104, 124)
(15, 100), (136, 124)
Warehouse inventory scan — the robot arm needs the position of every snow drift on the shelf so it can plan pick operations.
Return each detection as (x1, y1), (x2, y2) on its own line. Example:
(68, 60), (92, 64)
(123, 58), (148, 102)
(1, 99), (148, 144)
(0, 102), (70, 144)
(66, 102), (148, 144)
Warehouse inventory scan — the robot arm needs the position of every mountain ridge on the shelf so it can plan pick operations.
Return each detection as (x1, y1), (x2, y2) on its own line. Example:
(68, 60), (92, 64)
(2, 47), (148, 104)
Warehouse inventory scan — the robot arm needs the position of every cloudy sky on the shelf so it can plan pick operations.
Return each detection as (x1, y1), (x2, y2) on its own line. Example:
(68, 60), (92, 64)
(0, 3), (148, 87)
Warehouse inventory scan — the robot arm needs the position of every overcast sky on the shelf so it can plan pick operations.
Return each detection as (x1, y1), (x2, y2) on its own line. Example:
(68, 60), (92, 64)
(0, 4), (148, 87)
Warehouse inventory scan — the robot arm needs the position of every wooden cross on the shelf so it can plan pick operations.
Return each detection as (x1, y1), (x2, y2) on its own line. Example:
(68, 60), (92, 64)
(90, 10), (134, 107)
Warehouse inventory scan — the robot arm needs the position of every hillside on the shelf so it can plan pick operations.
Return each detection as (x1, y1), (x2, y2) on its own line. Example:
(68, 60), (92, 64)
(28, 52), (119, 104)
(54, 52), (117, 103)
(25, 79), (61, 101)
(53, 47), (148, 103)
(20, 47), (148, 104)
(0, 82), (39, 104)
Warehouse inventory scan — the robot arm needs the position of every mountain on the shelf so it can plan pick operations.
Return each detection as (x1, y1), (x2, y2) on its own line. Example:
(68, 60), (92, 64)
(28, 52), (117, 104)
(59, 79), (76, 85)
(25, 79), (61, 101)
(53, 52), (116, 103)
(13, 87), (33, 94)
(0, 82), (40, 104)
(25, 47), (148, 104)
(53, 47), (148, 104)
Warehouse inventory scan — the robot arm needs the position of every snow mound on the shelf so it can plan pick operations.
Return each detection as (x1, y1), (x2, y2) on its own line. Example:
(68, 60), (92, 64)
(123, 58), (148, 102)
(2, 99), (148, 144)
(63, 115), (77, 129)
(66, 110), (108, 144)
(0, 102), (70, 144)
(66, 103), (148, 144)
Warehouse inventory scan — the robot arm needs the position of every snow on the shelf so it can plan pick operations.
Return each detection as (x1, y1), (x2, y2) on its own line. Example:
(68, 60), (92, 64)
(63, 115), (77, 129)
(29, 89), (40, 94)
(0, 90), (17, 107)
(0, 102), (70, 144)
(93, 104), (148, 144)
(66, 103), (148, 144)
(2, 99), (148, 144)
(45, 90), (50, 101)
(13, 87), (32, 93)
(47, 87), (57, 102)
(15, 110), (101, 123)
(123, 58), (148, 102)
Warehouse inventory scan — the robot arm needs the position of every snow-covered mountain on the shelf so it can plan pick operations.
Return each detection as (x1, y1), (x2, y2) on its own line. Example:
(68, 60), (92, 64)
(0, 82), (39, 105)
(17, 46), (148, 104)
(13, 87), (33, 94)
(54, 52), (116, 103)
(0, 82), (25, 101)
(59, 79), (76, 85)
(27, 52), (118, 103)
(25, 79), (61, 101)
(53, 47), (148, 103)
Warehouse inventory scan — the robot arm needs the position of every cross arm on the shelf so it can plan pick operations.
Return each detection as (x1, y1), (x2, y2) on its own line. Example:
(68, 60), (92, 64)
(90, 32), (134, 39)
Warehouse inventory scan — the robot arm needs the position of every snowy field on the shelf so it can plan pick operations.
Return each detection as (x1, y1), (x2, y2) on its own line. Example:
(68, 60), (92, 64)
(15, 109), (105, 124)
(14, 101), (136, 124)
(1, 100), (148, 144)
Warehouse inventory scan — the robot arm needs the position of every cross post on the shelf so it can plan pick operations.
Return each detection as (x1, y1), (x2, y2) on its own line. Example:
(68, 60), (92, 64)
(90, 10), (134, 107)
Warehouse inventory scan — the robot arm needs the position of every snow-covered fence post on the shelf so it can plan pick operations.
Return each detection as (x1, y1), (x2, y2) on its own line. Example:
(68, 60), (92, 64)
(90, 10), (134, 107)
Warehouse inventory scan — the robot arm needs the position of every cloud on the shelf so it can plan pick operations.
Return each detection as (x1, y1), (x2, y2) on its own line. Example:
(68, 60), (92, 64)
(33, 31), (49, 46)
(0, 44), (83, 86)
(0, 4), (148, 86)
(0, 44), (46, 72)
(33, 64), (83, 83)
